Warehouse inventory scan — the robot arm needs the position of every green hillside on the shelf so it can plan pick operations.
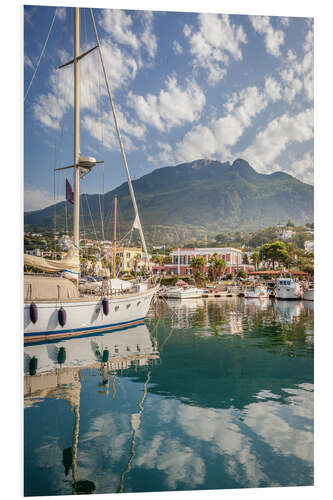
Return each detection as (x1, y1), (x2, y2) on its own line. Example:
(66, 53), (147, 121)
(24, 159), (314, 245)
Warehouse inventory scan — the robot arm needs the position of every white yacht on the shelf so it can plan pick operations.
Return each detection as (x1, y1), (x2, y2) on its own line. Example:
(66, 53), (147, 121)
(244, 284), (269, 299)
(24, 7), (158, 344)
(274, 278), (302, 300)
(164, 286), (203, 299)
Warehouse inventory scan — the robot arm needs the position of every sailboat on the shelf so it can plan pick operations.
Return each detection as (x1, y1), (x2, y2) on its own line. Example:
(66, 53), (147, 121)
(24, 7), (159, 343)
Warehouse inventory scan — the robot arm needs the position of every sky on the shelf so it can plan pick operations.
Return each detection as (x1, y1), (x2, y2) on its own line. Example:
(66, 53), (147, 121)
(24, 5), (314, 211)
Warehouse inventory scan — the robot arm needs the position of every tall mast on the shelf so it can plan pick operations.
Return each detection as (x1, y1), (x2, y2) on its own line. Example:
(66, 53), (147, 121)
(73, 7), (80, 247)
(113, 196), (117, 278)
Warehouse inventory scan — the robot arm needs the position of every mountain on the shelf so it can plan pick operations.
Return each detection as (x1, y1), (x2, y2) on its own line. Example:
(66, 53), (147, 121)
(24, 159), (314, 245)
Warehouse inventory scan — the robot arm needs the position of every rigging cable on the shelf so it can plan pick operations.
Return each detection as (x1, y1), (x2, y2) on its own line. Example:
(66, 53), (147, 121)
(24, 7), (57, 101)
(89, 8), (149, 266)
(84, 193), (99, 243)
(52, 9), (70, 244)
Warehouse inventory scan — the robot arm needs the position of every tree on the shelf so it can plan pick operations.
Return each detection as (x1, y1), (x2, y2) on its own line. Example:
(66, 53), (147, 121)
(193, 271), (206, 287)
(292, 231), (309, 250)
(208, 252), (226, 281)
(236, 270), (247, 279)
(190, 256), (206, 284)
(260, 241), (290, 270)
(286, 242), (298, 267)
(242, 253), (249, 265)
(152, 254), (164, 266)
(133, 253), (141, 277)
(250, 252), (260, 271)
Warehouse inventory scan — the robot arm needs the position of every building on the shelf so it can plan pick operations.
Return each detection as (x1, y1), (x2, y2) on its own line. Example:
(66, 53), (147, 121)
(152, 247), (254, 276)
(304, 240), (314, 253)
(281, 229), (295, 240)
(25, 248), (42, 257)
(58, 234), (72, 250)
(116, 247), (144, 273)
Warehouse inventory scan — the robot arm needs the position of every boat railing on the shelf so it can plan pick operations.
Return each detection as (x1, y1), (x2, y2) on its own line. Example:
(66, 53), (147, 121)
(80, 280), (157, 298)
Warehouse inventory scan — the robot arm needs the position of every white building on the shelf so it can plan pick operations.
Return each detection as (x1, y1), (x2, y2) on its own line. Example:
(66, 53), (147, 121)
(58, 234), (72, 250)
(304, 240), (314, 253)
(281, 229), (295, 240)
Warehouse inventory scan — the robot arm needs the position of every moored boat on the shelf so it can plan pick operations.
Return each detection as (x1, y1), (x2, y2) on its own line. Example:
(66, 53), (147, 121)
(275, 278), (302, 300)
(244, 284), (269, 299)
(163, 286), (203, 299)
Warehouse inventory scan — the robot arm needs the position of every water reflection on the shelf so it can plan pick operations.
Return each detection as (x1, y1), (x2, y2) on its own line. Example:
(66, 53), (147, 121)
(24, 298), (313, 495)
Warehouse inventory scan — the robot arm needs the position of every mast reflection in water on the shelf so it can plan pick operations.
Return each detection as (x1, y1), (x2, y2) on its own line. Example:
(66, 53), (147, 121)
(24, 298), (313, 495)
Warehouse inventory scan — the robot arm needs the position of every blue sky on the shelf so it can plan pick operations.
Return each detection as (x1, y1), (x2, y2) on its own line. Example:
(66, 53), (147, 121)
(24, 5), (314, 211)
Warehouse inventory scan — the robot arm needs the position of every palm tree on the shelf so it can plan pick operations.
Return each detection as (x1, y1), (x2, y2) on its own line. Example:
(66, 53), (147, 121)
(133, 253), (141, 277)
(190, 256), (206, 285)
(209, 252), (226, 281)
(250, 252), (260, 271)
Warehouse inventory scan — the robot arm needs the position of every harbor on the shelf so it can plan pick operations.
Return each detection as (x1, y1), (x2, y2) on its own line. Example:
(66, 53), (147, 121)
(24, 295), (314, 495)
(22, 5), (315, 497)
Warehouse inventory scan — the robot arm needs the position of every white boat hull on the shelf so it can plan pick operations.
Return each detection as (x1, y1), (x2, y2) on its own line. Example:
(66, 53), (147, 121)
(24, 286), (158, 343)
(164, 287), (203, 299)
(275, 286), (302, 300)
(244, 286), (269, 299)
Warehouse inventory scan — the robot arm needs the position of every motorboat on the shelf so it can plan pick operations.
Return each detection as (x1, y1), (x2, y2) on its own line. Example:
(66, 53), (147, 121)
(274, 278), (302, 300)
(244, 284), (269, 298)
(163, 286), (203, 299)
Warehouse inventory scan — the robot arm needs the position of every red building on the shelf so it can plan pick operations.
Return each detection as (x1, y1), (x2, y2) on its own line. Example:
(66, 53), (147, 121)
(152, 247), (254, 276)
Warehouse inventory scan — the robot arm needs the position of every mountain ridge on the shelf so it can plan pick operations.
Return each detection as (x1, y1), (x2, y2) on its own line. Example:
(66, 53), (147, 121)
(24, 158), (314, 245)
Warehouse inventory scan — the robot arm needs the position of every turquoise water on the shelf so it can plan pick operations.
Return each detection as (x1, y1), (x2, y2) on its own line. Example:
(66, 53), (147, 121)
(24, 297), (314, 496)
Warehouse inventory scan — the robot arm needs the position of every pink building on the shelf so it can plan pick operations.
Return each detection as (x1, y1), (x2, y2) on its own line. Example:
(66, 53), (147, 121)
(152, 247), (254, 276)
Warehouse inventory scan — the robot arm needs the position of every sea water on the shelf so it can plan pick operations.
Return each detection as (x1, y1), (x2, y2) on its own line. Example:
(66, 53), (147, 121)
(24, 297), (314, 495)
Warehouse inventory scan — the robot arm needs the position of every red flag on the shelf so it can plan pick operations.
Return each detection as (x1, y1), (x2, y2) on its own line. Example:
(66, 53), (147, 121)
(66, 178), (74, 204)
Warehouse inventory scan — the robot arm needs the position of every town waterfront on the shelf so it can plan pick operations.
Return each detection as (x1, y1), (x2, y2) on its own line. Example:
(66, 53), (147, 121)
(24, 297), (313, 495)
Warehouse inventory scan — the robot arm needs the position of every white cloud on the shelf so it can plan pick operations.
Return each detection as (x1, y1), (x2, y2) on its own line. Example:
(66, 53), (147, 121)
(240, 108), (314, 173)
(99, 9), (139, 50)
(280, 17), (290, 27)
(250, 16), (285, 57)
(265, 76), (281, 101)
(25, 187), (61, 211)
(82, 108), (146, 151)
(289, 151), (314, 184)
(55, 7), (66, 21)
(184, 13), (247, 86)
(24, 55), (34, 70)
(175, 85), (268, 162)
(33, 39), (137, 131)
(300, 28), (314, 102)
(98, 9), (157, 62)
(276, 25), (313, 104)
(151, 141), (174, 165)
(280, 68), (303, 103)
(173, 40), (183, 55)
(141, 11), (157, 58)
(127, 76), (206, 132)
